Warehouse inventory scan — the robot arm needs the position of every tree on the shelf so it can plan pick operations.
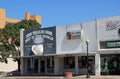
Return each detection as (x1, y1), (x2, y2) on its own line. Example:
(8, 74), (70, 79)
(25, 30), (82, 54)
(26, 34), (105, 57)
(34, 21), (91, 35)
(0, 20), (41, 71)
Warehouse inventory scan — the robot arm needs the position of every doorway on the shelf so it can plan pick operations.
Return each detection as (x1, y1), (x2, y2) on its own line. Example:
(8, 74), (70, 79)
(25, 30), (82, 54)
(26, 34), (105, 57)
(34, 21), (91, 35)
(34, 59), (39, 73)
(88, 57), (95, 74)
(40, 60), (45, 73)
(78, 56), (95, 74)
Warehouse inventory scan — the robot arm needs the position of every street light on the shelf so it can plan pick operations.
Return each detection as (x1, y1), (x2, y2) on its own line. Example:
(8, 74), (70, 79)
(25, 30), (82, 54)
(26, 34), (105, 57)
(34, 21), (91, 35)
(86, 39), (90, 78)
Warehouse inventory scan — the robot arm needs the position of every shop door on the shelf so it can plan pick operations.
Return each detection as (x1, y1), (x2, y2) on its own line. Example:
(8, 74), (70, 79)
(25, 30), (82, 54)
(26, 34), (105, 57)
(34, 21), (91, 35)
(40, 60), (45, 73)
(88, 57), (95, 74)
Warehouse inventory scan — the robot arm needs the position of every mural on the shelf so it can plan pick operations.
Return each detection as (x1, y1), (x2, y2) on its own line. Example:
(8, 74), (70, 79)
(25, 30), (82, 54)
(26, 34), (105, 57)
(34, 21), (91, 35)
(23, 27), (56, 56)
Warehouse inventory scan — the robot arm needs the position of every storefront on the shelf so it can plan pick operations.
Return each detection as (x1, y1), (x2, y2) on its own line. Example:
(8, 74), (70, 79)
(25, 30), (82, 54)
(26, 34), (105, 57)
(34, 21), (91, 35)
(20, 16), (120, 76)
(20, 27), (57, 75)
(20, 22), (97, 75)
(23, 56), (55, 75)
(100, 54), (120, 75)
(97, 16), (120, 75)
(56, 55), (95, 75)
(99, 43), (120, 75)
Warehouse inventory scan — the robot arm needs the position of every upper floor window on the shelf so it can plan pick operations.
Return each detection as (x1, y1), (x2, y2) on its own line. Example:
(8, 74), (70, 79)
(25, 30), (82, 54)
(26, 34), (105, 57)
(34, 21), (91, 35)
(78, 56), (87, 68)
(5, 21), (10, 25)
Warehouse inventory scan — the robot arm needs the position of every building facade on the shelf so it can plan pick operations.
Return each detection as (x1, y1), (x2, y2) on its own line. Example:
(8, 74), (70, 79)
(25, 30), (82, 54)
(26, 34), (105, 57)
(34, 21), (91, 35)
(0, 8), (41, 73)
(0, 8), (41, 29)
(20, 16), (120, 76)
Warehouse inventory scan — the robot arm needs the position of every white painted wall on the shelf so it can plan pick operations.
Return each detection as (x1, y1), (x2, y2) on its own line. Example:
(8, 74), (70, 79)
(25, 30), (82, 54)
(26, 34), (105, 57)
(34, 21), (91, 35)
(0, 58), (17, 72)
(97, 16), (120, 42)
(82, 21), (97, 53)
(95, 16), (120, 76)
(56, 24), (84, 54)
(56, 21), (97, 55)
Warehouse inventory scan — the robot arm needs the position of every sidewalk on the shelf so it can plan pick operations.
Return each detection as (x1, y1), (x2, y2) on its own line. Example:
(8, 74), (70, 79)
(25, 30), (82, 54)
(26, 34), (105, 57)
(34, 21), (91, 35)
(72, 75), (120, 79)
(1, 75), (120, 79)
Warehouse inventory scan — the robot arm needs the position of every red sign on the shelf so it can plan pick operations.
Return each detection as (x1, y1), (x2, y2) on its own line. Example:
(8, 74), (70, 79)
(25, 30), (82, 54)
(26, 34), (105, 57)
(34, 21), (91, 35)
(106, 21), (120, 30)
(67, 31), (81, 40)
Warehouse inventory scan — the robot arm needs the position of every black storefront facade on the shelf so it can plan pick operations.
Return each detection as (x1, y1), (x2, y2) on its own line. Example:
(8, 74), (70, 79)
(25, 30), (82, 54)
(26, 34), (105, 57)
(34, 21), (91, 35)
(20, 27), (57, 75)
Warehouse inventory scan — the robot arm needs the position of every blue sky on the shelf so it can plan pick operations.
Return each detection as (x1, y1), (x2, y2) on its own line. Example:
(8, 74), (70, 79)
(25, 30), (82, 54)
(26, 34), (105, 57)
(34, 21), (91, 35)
(0, 0), (120, 27)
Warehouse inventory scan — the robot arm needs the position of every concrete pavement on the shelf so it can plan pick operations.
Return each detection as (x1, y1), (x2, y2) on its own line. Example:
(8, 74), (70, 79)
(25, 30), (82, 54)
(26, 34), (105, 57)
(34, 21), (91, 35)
(1, 75), (120, 79)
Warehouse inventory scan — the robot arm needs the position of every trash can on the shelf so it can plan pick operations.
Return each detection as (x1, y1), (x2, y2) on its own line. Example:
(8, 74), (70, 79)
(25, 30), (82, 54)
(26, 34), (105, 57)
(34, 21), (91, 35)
(65, 72), (72, 78)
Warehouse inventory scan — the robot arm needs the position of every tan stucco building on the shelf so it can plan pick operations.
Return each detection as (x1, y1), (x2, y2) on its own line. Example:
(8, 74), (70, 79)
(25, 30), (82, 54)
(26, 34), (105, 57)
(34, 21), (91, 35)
(0, 8), (41, 29)
(0, 8), (41, 75)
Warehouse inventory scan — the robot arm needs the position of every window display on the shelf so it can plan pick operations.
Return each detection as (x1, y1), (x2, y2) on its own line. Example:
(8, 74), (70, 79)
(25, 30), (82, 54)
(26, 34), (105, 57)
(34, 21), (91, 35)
(47, 57), (54, 73)
(101, 54), (120, 75)
(64, 56), (75, 69)
(78, 56), (95, 74)
(47, 57), (54, 68)
(27, 58), (31, 72)
(78, 56), (87, 68)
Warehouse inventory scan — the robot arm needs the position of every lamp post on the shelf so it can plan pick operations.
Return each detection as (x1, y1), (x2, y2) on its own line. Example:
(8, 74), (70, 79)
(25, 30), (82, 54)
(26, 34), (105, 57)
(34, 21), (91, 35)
(86, 39), (90, 78)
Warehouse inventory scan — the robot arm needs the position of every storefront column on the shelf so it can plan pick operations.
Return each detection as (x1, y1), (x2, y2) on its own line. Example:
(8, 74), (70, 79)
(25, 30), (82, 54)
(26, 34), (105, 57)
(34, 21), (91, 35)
(20, 58), (25, 75)
(54, 56), (59, 75)
(38, 58), (40, 73)
(24, 58), (28, 75)
(30, 57), (33, 72)
(95, 53), (100, 76)
(75, 56), (78, 75)
(45, 59), (47, 74)
(20, 29), (25, 75)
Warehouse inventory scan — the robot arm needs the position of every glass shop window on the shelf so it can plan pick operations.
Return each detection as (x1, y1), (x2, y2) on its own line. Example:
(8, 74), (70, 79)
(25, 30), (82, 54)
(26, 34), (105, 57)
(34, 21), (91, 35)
(27, 58), (31, 71)
(47, 57), (54, 68)
(78, 56), (87, 68)
(47, 57), (54, 73)
(64, 56), (75, 69)
(101, 54), (120, 75)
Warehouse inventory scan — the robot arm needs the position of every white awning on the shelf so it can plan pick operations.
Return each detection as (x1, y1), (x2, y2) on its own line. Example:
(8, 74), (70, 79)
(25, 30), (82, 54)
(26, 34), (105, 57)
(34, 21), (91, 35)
(9, 52), (96, 58)
(97, 48), (120, 54)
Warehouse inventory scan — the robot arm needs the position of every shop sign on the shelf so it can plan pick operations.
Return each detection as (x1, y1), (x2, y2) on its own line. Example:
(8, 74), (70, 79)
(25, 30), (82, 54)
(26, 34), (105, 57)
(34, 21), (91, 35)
(25, 30), (53, 44)
(107, 41), (120, 48)
(23, 27), (56, 56)
(67, 30), (81, 40)
(106, 21), (120, 30)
